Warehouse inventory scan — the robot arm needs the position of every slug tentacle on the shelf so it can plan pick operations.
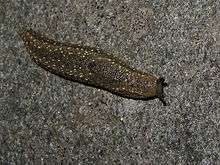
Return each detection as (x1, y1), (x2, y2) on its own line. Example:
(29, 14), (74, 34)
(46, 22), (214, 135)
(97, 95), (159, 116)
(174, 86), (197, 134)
(19, 28), (168, 105)
(155, 78), (168, 106)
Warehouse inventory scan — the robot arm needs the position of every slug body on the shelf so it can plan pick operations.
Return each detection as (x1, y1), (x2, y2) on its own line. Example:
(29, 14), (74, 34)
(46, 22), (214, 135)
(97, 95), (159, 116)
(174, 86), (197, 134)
(19, 29), (167, 105)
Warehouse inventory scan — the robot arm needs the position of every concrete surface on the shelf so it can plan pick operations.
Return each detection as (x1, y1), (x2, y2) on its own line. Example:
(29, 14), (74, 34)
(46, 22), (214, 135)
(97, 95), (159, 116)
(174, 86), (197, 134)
(1, 0), (219, 164)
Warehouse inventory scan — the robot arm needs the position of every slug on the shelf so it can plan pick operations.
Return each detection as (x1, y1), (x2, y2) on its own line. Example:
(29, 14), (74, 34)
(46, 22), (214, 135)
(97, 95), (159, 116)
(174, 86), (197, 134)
(19, 28), (168, 105)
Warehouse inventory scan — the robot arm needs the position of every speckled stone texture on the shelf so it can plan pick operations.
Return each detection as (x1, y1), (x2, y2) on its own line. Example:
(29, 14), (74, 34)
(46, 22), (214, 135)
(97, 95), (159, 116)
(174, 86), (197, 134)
(1, 0), (219, 164)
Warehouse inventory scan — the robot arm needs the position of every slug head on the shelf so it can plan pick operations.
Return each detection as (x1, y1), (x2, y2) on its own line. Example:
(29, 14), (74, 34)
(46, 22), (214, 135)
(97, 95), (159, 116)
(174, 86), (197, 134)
(155, 77), (168, 106)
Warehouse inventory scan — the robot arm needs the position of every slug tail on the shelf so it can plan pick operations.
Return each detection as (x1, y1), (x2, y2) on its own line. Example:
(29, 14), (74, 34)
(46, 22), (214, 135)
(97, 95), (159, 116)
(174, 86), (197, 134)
(156, 77), (168, 106)
(17, 27), (31, 42)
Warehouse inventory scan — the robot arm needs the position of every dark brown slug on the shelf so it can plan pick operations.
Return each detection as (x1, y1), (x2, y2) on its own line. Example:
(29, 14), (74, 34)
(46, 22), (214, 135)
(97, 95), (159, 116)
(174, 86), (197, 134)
(19, 29), (168, 105)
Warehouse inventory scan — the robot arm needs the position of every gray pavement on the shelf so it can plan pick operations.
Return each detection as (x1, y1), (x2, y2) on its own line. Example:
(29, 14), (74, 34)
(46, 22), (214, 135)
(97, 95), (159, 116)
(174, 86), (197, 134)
(1, 0), (219, 164)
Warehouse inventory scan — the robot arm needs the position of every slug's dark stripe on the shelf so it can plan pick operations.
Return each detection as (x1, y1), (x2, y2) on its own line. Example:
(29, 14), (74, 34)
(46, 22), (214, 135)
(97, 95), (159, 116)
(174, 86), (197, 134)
(19, 28), (168, 105)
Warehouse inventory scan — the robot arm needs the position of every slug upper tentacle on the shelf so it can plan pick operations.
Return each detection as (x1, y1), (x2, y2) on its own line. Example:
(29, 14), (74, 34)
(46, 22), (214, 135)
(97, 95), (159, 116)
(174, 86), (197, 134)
(19, 28), (168, 105)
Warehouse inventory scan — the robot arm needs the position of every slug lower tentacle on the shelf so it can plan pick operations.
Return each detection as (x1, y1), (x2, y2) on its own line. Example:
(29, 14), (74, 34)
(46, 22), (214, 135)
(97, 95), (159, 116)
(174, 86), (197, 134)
(19, 28), (168, 105)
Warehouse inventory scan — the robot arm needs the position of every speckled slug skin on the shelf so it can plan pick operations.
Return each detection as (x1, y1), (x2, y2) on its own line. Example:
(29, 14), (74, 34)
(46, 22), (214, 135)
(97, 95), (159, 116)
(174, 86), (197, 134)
(19, 29), (168, 105)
